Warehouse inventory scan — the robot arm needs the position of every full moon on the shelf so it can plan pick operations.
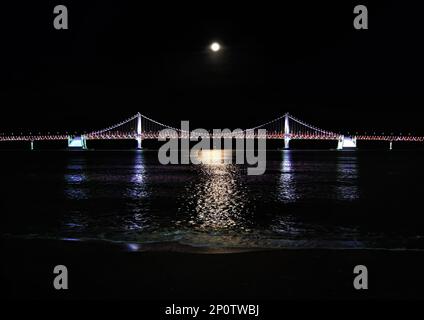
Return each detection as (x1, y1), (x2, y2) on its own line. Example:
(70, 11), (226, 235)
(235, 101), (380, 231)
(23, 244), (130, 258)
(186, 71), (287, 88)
(210, 42), (221, 52)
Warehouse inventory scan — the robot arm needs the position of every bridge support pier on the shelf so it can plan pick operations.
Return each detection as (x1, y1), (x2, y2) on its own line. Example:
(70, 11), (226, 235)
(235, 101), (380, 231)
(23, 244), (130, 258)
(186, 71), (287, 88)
(389, 141), (393, 150)
(30, 140), (34, 151)
(68, 135), (87, 149)
(337, 136), (357, 150)
(337, 136), (343, 150)
(137, 137), (142, 149)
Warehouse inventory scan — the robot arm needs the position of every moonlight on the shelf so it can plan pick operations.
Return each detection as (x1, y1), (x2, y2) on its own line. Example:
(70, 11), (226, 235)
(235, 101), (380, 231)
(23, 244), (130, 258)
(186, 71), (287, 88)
(210, 42), (221, 52)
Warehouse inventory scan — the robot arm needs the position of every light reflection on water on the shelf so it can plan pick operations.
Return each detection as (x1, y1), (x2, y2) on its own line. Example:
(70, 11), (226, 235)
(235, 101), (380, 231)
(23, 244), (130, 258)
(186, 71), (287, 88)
(59, 151), (362, 245)
(272, 151), (361, 244)
(336, 154), (359, 200)
(195, 149), (232, 165)
(178, 149), (252, 231)
(62, 152), (151, 238)
(64, 160), (89, 200)
(8, 150), (423, 250)
(124, 152), (149, 200)
(278, 151), (298, 203)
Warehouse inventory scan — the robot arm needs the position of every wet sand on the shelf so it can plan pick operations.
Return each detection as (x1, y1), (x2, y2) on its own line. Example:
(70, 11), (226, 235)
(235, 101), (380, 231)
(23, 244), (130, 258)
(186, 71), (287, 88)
(3, 238), (424, 300)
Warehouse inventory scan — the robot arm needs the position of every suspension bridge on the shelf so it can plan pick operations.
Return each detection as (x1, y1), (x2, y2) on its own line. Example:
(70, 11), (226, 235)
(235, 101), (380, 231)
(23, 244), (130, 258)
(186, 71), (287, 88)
(0, 113), (423, 150)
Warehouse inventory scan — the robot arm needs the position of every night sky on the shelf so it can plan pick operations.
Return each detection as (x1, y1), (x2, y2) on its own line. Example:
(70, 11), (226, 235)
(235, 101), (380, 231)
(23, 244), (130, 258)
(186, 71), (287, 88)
(1, 1), (423, 135)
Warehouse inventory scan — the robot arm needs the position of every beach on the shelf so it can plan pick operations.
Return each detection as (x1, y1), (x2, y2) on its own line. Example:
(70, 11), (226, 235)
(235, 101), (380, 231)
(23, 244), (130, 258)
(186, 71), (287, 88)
(3, 238), (424, 300)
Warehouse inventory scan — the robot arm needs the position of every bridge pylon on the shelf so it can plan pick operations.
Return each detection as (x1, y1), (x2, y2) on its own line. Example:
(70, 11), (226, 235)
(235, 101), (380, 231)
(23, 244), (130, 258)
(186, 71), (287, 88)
(284, 113), (290, 149)
(136, 112), (142, 149)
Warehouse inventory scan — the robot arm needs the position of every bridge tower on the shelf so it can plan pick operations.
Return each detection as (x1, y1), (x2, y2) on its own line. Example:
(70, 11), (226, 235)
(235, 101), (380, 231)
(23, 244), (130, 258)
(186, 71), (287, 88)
(137, 112), (142, 149)
(284, 113), (290, 149)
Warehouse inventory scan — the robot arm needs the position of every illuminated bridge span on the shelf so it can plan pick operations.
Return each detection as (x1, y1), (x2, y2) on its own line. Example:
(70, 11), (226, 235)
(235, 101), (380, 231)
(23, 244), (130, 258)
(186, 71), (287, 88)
(1, 113), (423, 150)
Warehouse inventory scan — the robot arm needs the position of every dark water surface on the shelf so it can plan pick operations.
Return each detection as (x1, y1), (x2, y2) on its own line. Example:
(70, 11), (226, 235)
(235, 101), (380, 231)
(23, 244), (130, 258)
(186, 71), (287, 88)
(2, 150), (424, 250)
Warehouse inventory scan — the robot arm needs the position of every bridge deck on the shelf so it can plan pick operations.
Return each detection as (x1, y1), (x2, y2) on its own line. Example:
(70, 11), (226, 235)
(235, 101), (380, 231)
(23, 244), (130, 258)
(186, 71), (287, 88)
(1, 134), (423, 142)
